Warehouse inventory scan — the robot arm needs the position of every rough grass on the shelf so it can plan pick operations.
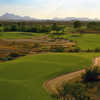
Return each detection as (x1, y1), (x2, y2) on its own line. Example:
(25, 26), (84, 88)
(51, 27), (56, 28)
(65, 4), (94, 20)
(0, 53), (99, 100)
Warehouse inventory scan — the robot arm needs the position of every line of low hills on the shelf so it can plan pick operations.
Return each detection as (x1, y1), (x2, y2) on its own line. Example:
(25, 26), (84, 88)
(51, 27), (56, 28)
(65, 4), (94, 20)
(0, 13), (100, 21)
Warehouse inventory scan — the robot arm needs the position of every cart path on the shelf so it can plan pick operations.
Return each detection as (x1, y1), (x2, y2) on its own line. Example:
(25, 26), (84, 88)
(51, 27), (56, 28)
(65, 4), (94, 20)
(43, 57), (100, 93)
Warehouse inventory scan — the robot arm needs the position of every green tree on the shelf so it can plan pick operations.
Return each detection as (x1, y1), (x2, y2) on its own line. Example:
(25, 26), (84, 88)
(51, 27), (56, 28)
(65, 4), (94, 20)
(87, 22), (100, 31)
(4, 25), (11, 32)
(11, 24), (18, 31)
(0, 27), (4, 32)
(52, 23), (58, 31)
(73, 21), (81, 29)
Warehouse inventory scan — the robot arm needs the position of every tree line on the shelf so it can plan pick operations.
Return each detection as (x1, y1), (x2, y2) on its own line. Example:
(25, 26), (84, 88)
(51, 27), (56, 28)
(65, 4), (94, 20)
(0, 21), (100, 33)
(0, 22), (65, 33)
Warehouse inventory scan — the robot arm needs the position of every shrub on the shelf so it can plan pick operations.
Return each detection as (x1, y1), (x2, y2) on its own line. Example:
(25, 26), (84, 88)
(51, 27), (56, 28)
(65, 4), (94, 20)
(0, 52), (24, 61)
(94, 48), (100, 52)
(86, 48), (93, 52)
(51, 23), (64, 31)
(51, 31), (65, 35)
(50, 46), (65, 52)
(71, 82), (90, 100)
(82, 66), (100, 82)
(0, 56), (14, 61)
(73, 21), (82, 29)
(68, 47), (80, 52)
(71, 34), (80, 38)
(52, 82), (91, 100)
(69, 39), (74, 42)
(51, 83), (74, 100)
(33, 43), (40, 48)
(8, 52), (21, 58)
(39, 47), (49, 52)
(0, 57), (9, 61)
(87, 22), (100, 31)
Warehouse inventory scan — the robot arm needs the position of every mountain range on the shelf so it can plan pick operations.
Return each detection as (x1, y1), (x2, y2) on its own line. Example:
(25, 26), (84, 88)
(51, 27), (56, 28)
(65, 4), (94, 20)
(0, 13), (99, 21)
(0, 13), (37, 21)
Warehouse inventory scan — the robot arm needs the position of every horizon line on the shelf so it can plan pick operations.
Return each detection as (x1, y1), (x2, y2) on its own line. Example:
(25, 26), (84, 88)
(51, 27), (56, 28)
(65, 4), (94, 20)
(0, 12), (100, 20)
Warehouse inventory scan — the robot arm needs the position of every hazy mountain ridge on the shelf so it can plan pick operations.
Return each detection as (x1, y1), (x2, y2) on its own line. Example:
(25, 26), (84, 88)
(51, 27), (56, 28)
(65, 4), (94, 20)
(52, 17), (100, 21)
(0, 13), (99, 21)
(0, 13), (37, 21)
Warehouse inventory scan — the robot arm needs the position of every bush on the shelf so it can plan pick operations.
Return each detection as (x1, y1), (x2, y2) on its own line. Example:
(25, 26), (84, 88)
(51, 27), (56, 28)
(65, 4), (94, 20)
(33, 42), (40, 48)
(51, 23), (64, 31)
(8, 52), (21, 58)
(71, 82), (90, 100)
(0, 56), (14, 61)
(87, 22), (100, 31)
(86, 48), (93, 52)
(50, 46), (65, 52)
(73, 21), (82, 29)
(52, 82), (91, 100)
(68, 47), (80, 52)
(0, 57), (9, 61)
(0, 53), (24, 61)
(51, 31), (65, 36)
(94, 48), (100, 52)
(40, 47), (49, 52)
(82, 66), (100, 82)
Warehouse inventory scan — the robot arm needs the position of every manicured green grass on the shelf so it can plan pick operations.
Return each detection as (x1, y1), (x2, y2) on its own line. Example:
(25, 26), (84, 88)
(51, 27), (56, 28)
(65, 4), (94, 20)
(69, 34), (100, 50)
(0, 53), (99, 100)
(52, 34), (100, 50)
(0, 32), (45, 39)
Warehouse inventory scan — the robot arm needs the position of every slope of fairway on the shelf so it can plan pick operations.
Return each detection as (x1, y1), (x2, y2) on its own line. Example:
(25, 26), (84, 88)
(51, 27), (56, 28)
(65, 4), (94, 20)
(69, 34), (100, 50)
(55, 34), (100, 50)
(0, 53), (99, 100)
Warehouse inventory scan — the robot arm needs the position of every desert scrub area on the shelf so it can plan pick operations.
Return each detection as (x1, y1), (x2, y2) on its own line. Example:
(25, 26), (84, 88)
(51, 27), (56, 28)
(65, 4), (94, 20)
(2, 32), (100, 62)
(0, 34), (76, 61)
(0, 53), (100, 100)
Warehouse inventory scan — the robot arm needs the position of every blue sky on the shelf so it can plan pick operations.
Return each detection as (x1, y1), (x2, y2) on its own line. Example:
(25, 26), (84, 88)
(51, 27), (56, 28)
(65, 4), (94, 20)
(0, 0), (100, 19)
